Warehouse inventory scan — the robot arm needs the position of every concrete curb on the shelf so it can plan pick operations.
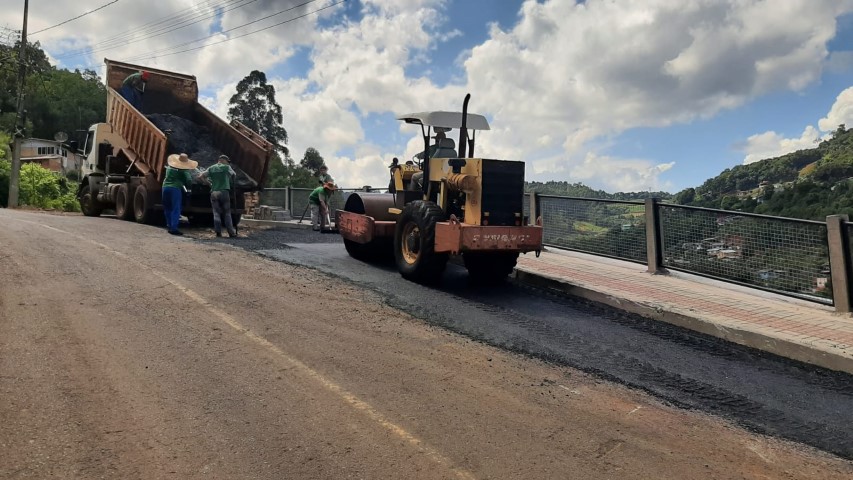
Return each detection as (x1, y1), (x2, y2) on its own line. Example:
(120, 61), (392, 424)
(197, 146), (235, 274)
(514, 268), (853, 375)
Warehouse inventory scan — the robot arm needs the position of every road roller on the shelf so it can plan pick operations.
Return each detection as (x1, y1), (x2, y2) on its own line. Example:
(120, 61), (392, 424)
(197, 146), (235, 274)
(336, 94), (543, 283)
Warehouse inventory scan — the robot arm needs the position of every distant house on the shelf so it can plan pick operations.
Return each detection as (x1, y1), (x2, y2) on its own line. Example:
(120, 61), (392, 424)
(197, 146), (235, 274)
(20, 138), (81, 175)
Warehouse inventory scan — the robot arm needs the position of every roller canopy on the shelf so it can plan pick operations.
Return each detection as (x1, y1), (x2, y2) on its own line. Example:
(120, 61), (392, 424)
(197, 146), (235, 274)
(397, 111), (490, 131)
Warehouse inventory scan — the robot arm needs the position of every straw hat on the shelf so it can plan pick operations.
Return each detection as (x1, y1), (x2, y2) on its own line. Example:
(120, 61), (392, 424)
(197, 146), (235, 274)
(323, 181), (337, 191)
(167, 153), (198, 170)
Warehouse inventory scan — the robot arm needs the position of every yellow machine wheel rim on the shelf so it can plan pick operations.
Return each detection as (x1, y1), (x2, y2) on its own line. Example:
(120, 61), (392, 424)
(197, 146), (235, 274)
(401, 222), (420, 265)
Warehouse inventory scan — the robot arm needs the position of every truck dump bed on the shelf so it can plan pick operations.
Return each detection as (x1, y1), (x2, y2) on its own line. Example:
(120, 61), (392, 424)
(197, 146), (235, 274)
(104, 59), (272, 187)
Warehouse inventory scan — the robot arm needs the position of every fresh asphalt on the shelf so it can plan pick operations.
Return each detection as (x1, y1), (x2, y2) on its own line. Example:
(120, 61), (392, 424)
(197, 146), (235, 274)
(208, 227), (853, 460)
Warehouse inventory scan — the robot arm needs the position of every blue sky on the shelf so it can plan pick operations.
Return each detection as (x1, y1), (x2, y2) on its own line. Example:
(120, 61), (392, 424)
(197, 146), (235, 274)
(7, 0), (853, 193)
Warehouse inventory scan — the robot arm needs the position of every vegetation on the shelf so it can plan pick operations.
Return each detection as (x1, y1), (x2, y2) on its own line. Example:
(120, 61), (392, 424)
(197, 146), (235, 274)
(0, 40), (106, 141)
(226, 70), (319, 188)
(525, 180), (672, 201)
(673, 125), (853, 221)
(15, 162), (80, 211)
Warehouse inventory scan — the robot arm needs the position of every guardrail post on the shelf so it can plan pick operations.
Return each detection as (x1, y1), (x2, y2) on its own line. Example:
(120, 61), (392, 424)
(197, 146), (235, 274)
(528, 192), (538, 226)
(285, 186), (291, 213)
(827, 215), (852, 313)
(645, 198), (667, 274)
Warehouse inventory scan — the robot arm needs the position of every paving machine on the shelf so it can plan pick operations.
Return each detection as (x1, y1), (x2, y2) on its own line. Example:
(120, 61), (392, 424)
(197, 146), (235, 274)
(337, 94), (543, 283)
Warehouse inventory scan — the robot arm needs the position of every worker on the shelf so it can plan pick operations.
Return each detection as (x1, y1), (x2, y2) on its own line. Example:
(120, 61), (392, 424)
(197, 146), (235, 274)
(120, 70), (149, 111)
(198, 154), (237, 238)
(162, 153), (197, 236)
(410, 130), (457, 191)
(317, 165), (334, 186)
(308, 181), (336, 231)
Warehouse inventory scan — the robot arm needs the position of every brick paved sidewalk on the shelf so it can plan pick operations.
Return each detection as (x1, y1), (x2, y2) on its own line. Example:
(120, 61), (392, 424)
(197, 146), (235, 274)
(515, 248), (853, 375)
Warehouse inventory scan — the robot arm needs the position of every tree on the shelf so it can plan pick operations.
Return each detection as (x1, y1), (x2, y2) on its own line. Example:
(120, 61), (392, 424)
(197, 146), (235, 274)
(673, 187), (696, 205)
(26, 68), (107, 140)
(0, 159), (10, 208)
(227, 70), (288, 155)
(300, 147), (325, 175)
(0, 40), (53, 134)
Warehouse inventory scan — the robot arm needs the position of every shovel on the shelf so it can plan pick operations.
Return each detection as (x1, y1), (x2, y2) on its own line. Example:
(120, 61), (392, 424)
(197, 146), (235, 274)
(321, 208), (339, 234)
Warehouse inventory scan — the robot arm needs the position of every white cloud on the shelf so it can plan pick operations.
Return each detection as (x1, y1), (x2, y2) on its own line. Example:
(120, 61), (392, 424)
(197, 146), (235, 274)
(741, 86), (853, 164)
(462, 0), (853, 189)
(818, 87), (853, 132)
(569, 153), (675, 193)
(741, 126), (822, 164)
(5, 0), (853, 191)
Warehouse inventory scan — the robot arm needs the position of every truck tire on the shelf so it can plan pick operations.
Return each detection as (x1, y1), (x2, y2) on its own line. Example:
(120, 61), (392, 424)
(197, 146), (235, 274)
(79, 185), (103, 217)
(394, 200), (447, 283)
(133, 186), (157, 224)
(114, 184), (133, 220)
(463, 252), (519, 284)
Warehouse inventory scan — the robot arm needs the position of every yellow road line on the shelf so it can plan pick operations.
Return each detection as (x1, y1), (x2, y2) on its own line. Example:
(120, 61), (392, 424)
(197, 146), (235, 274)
(12, 216), (477, 480)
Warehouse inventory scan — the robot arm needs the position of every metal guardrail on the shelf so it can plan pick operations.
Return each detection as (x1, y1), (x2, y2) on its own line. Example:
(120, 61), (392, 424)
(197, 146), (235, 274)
(660, 204), (831, 305)
(527, 193), (847, 309)
(539, 195), (647, 264)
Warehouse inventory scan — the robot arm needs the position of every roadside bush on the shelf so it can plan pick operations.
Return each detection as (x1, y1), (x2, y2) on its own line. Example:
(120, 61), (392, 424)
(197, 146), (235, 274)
(18, 162), (80, 212)
(46, 192), (81, 212)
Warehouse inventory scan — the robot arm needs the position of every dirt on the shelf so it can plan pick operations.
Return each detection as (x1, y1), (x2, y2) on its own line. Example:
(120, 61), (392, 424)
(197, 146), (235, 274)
(1, 208), (852, 479)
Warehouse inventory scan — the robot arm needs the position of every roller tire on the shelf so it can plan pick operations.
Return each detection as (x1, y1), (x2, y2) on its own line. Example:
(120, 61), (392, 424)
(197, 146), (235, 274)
(463, 252), (519, 284)
(394, 200), (447, 283)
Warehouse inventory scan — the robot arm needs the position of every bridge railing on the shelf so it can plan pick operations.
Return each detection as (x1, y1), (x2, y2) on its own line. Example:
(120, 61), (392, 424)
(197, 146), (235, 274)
(527, 193), (849, 311)
(257, 187), (851, 312)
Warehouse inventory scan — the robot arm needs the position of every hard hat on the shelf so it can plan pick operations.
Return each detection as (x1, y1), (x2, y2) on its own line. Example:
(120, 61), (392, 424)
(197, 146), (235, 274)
(141, 71), (150, 81)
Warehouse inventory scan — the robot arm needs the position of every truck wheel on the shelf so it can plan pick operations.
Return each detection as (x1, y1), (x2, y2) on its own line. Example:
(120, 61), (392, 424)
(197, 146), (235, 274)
(133, 186), (157, 224)
(114, 184), (133, 220)
(394, 200), (447, 283)
(463, 252), (519, 284)
(79, 185), (103, 217)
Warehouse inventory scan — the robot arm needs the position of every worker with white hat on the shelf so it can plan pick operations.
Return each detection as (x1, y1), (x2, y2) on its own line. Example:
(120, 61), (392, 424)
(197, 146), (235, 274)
(163, 153), (197, 236)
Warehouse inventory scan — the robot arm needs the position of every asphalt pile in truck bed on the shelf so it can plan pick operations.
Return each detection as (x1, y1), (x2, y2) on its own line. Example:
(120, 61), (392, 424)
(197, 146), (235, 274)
(146, 113), (258, 189)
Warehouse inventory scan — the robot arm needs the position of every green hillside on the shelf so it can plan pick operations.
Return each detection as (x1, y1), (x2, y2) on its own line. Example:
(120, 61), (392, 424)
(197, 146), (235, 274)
(673, 125), (853, 220)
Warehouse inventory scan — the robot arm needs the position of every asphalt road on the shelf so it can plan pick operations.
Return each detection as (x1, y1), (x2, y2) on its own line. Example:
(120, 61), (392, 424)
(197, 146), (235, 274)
(226, 225), (853, 460)
(1, 209), (852, 479)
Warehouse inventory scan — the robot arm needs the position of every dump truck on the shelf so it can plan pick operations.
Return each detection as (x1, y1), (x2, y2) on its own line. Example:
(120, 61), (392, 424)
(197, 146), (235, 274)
(76, 59), (274, 225)
(337, 94), (543, 283)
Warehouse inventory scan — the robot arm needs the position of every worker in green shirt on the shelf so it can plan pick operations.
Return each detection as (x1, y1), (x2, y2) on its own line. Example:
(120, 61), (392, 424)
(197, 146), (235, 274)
(198, 155), (237, 238)
(162, 153), (197, 236)
(308, 181), (336, 231)
(120, 70), (149, 110)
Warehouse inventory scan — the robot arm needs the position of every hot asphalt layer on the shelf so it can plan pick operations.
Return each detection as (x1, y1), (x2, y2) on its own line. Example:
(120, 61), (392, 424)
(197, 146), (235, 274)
(201, 227), (853, 460)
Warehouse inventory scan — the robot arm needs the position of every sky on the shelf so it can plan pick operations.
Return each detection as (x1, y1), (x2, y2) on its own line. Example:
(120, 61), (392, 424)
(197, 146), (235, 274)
(2, 0), (853, 193)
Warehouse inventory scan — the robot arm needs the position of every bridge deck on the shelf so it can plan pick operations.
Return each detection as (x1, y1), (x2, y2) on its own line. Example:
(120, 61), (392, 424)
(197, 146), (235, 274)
(517, 249), (853, 375)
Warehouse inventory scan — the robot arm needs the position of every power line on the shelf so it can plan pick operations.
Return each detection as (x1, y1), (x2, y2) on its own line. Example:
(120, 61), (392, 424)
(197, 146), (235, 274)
(30, 0), (120, 36)
(125, 0), (346, 63)
(70, 0), (346, 71)
(122, 0), (326, 62)
(56, 0), (256, 60)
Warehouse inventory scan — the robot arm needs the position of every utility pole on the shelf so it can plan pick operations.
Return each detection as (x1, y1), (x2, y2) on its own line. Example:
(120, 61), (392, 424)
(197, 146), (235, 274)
(7, 0), (28, 208)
